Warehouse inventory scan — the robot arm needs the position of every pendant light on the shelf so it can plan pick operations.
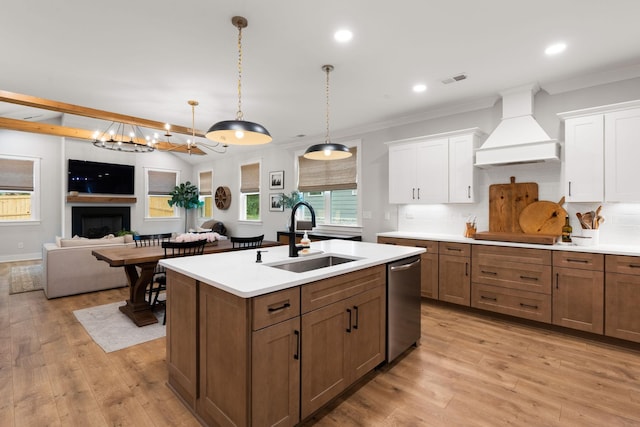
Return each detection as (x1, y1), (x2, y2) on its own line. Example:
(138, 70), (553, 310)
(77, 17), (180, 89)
(303, 64), (352, 160)
(206, 16), (271, 146)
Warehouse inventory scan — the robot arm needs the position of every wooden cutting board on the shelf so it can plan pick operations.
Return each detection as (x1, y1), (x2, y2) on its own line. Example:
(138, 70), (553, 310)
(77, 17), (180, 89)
(518, 198), (567, 235)
(489, 177), (538, 233)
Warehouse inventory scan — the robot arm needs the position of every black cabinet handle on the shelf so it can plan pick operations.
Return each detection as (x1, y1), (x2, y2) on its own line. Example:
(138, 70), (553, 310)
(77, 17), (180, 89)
(467, 185), (471, 199)
(412, 188), (415, 200)
(346, 308), (352, 333)
(567, 258), (589, 264)
(293, 330), (300, 360)
(480, 295), (497, 302)
(417, 188), (420, 199)
(465, 262), (469, 276)
(519, 275), (539, 281)
(353, 305), (359, 330)
(568, 181), (572, 197)
(556, 272), (559, 289)
(447, 247), (462, 252)
(268, 302), (290, 312)
(481, 270), (498, 275)
(629, 264), (640, 269)
(519, 302), (539, 309)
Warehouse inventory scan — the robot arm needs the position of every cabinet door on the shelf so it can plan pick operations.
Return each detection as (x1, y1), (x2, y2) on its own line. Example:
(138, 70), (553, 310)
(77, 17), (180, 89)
(301, 301), (348, 419)
(552, 267), (604, 334)
(346, 286), (386, 383)
(166, 270), (198, 409)
(252, 317), (300, 427)
(605, 272), (640, 343)
(415, 138), (448, 203)
(564, 115), (604, 202)
(605, 108), (640, 202)
(421, 252), (439, 299)
(388, 143), (417, 203)
(439, 254), (470, 306)
(448, 134), (476, 203)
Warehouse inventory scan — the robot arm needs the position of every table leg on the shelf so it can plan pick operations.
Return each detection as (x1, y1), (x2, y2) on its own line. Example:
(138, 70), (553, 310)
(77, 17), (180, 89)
(119, 262), (159, 327)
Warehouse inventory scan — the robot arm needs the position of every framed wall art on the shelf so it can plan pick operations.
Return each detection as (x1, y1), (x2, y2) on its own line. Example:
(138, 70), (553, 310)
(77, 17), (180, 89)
(269, 193), (284, 211)
(269, 170), (284, 190)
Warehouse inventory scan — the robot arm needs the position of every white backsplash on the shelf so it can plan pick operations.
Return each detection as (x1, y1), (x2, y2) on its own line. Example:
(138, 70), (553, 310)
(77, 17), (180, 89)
(397, 162), (640, 247)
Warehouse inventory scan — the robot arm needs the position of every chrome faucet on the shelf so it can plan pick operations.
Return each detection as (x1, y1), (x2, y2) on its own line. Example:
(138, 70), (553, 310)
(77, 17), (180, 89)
(289, 201), (316, 257)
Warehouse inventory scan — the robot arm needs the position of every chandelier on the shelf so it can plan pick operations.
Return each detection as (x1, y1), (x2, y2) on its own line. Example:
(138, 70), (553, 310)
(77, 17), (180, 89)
(186, 100), (226, 154)
(93, 122), (156, 152)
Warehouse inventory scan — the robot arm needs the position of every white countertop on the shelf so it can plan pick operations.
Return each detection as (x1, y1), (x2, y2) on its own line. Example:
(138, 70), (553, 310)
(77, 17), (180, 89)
(377, 231), (640, 256)
(159, 240), (425, 298)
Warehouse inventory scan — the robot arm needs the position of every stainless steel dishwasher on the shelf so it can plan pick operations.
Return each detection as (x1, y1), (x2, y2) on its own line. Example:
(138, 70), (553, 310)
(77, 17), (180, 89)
(386, 255), (421, 362)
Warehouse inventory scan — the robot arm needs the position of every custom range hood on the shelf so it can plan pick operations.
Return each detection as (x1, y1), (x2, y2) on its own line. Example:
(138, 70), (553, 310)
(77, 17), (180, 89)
(475, 84), (560, 168)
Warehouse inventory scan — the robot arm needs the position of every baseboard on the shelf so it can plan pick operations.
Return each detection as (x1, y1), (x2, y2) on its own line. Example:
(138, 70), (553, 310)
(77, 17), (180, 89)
(0, 253), (42, 263)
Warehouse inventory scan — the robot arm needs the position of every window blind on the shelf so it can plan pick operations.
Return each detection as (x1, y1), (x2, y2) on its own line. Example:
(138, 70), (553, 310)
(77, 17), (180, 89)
(298, 147), (357, 192)
(240, 163), (260, 193)
(148, 170), (177, 195)
(199, 170), (213, 196)
(0, 158), (34, 191)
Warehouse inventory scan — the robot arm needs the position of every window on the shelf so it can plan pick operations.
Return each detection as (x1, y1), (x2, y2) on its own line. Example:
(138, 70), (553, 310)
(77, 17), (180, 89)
(146, 169), (178, 218)
(297, 146), (358, 226)
(240, 162), (260, 221)
(198, 170), (213, 218)
(0, 156), (40, 222)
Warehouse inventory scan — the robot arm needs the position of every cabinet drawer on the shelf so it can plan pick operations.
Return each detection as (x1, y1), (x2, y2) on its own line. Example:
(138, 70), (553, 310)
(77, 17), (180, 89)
(252, 287), (301, 330)
(301, 265), (385, 313)
(553, 251), (604, 271)
(378, 237), (438, 253)
(472, 261), (551, 294)
(472, 283), (551, 323)
(605, 255), (640, 275)
(473, 245), (551, 265)
(438, 242), (470, 257)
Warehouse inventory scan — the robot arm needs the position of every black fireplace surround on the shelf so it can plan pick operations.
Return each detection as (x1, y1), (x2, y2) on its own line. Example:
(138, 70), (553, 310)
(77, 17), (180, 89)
(71, 206), (131, 238)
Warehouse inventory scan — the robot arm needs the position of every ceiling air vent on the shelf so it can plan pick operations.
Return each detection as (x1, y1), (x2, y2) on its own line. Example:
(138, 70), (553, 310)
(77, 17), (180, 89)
(441, 73), (467, 84)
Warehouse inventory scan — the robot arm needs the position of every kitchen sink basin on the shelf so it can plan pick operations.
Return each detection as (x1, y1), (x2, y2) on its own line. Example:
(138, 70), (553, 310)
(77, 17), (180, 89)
(267, 255), (358, 273)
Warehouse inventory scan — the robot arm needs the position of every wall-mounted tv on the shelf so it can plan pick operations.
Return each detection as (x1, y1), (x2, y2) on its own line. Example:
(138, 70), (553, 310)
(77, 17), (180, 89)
(68, 159), (135, 195)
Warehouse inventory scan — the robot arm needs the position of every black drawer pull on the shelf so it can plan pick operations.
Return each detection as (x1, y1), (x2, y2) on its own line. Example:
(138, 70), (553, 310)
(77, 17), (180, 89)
(481, 270), (498, 275)
(480, 295), (497, 302)
(520, 275), (539, 281)
(447, 247), (462, 252)
(268, 302), (291, 312)
(346, 308), (352, 333)
(567, 258), (589, 264)
(629, 264), (640, 269)
(293, 330), (300, 360)
(519, 302), (539, 309)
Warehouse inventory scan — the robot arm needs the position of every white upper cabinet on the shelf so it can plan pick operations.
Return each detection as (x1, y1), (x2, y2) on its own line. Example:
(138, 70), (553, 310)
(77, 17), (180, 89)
(387, 128), (485, 204)
(563, 115), (604, 202)
(559, 100), (640, 203)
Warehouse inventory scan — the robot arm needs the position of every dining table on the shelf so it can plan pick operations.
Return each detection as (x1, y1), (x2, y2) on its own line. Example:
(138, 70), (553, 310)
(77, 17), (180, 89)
(92, 239), (281, 326)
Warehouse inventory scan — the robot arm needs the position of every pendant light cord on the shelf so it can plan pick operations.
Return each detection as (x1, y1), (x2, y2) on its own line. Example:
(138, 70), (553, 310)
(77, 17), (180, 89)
(236, 24), (244, 121)
(325, 65), (331, 143)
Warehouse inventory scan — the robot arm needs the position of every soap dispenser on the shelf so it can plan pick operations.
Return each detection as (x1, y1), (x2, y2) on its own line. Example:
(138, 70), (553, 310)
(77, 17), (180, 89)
(300, 231), (311, 251)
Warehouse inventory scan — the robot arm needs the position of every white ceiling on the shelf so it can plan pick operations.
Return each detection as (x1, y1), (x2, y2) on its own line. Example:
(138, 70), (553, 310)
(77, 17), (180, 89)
(2, 0), (640, 160)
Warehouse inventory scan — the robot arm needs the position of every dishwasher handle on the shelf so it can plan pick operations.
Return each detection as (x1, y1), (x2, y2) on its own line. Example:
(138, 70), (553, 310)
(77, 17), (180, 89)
(389, 258), (421, 272)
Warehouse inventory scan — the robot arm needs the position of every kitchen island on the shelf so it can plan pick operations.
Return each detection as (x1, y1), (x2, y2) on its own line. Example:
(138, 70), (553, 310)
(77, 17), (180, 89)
(159, 240), (424, 427)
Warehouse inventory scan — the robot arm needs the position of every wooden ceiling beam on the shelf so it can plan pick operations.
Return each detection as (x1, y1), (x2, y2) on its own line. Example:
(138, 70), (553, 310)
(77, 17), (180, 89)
(0, 89), (207, 137)
(0, 117), (206, 155)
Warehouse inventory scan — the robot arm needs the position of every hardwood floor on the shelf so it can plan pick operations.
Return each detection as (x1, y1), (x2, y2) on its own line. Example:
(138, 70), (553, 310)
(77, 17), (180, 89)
(2, 260), (640, 426)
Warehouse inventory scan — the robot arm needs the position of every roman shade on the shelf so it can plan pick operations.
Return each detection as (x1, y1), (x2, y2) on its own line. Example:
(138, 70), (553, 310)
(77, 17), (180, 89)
(147, 170), (177, 195)
(199, 170), (213, 196)
(240, 163), (260, 193)
(0, 158), (34, 191)
(298, 147), (357, 192)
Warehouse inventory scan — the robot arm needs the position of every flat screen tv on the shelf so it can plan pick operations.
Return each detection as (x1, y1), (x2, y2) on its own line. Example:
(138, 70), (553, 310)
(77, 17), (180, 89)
(68, 159), (135, 195)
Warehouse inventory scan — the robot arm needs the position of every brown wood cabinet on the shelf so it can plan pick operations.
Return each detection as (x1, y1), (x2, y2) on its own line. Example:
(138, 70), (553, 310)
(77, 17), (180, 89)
(605, 255), (640, 343)
(471, 245), (552, 322)
(438, 242), (470, 306)
(167, 265), (385, 427)
(552, 251), (604, 334)
(377, 236), (438, 299)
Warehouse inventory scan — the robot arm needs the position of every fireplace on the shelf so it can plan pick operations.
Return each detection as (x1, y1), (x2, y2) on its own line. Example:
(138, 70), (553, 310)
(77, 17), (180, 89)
(72, 207), (131, 238)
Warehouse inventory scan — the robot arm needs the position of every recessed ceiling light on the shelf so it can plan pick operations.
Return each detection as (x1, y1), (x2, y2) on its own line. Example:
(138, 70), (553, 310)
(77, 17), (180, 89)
(412, 84), (427, 93)
(334, 29), (353, 43)
(545, 42), (567, 55)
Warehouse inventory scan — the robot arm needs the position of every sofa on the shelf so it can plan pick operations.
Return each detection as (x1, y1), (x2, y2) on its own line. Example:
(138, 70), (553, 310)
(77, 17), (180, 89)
(42, 235), (134, 299)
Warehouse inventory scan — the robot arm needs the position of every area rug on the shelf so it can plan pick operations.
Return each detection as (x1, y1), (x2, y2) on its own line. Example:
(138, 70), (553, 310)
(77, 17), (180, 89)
(73, 301), (165, 353)
(10, 264), (43, 294)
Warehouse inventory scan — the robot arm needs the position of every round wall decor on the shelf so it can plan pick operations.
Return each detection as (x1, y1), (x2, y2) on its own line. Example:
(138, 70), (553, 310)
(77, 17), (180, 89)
(214, 186), (232, 210)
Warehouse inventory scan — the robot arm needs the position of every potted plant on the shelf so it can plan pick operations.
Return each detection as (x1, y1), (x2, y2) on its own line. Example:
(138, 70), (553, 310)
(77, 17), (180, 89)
(281, 190), (303, 209)
(168, 181), (204, 233)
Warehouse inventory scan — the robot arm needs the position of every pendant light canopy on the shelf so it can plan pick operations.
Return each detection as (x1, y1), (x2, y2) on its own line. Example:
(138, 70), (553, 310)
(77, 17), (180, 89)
(206, 16), (272, 146)
(303, 65), (352, 160)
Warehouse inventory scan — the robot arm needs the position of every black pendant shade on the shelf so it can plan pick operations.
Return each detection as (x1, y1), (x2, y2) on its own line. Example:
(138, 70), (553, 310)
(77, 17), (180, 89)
(303, 142), (351, 160)
(206, 119), (272, 145)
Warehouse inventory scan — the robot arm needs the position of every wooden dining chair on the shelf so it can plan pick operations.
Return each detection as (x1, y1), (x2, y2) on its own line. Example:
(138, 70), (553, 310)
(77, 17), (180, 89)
(160, 239), (208, 324)
(133, 233), (172, 307)
(230, 234), (264, 249)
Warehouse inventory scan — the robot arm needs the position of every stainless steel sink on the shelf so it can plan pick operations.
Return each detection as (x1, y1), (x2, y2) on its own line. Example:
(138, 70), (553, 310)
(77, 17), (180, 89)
(267, 255), (358, 273)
